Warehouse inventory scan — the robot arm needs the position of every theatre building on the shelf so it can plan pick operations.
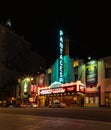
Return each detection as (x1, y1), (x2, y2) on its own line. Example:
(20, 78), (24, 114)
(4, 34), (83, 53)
(37, 31), (86, 107)
(38, 30), (111, 108)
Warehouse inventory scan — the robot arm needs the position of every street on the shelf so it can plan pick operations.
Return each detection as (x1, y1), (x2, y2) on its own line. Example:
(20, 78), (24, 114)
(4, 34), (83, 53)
(0, 107), (111, 130)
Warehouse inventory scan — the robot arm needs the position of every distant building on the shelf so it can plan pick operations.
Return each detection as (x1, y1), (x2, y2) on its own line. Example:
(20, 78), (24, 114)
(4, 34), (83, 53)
(0, 24), (46, 100)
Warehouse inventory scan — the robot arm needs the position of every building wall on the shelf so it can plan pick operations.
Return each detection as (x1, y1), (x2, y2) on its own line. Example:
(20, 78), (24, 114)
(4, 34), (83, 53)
(98, 60), (105, 105)
(78, 61), (86, 84)
(64, 55), (74, 83)
(98, 56), (111, 106)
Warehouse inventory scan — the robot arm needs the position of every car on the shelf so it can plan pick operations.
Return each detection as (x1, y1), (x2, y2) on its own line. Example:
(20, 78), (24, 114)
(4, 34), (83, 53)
(48, 102), (66, 108)
(20, 104), (26, 108)
(8, 104), (15, 108)
(31, 103), (38, 108)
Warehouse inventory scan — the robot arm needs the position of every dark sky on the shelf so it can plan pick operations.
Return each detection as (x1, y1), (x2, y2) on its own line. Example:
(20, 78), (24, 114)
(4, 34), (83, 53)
(0, 1), (111, 67)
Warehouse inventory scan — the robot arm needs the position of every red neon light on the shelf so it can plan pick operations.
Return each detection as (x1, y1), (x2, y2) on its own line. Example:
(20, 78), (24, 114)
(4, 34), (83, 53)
(52, 88), (66, 93)
(67, 87), (74, 91)
(31, 85), (37, 92)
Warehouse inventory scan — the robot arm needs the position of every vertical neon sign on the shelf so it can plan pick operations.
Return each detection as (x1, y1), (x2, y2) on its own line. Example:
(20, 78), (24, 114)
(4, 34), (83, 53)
(59, 30), (64, 83)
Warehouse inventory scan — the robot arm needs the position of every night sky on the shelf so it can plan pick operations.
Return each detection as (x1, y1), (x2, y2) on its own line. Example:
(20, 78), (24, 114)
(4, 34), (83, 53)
(0, 2), (111, 67)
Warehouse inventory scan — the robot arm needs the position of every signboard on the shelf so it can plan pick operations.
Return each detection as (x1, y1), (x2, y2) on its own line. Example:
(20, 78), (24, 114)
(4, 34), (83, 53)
(40, 87), (66, 95)
(59, 30), (64, 83)
(86, 60), (98, 85)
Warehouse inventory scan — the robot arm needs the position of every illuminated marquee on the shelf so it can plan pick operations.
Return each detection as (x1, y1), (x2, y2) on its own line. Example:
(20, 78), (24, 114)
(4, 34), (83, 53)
(52, 88), (66, 93)
(40, 88), (66, 95)
(59, 30), (64, 83)
(39, 81), (85, 95)
(40, 89), (52, 95)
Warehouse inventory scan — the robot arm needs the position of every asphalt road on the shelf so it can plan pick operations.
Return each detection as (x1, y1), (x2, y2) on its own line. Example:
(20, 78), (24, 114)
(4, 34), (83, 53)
(0, 107), (111, 122)
(0, 113), (111, 130)
(0, 107), (111, 130)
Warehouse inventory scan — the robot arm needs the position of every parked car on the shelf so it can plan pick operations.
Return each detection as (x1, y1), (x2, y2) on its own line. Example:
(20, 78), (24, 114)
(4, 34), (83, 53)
(20, 104), (26, 108)
(8, 104), (15, 108)
(31, 103), (38, 108)
(48, 102), (66, 108)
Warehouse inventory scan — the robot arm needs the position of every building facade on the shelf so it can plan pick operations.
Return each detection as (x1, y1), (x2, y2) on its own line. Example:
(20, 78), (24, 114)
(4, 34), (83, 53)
(0, 24), (46, 103)
(98, 56), (111, 107)
(38, 56), (111, 108)
(77, 56), (111, 107)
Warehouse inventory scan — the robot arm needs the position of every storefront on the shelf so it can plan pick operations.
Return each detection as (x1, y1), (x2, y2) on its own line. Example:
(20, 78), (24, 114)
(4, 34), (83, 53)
(105, 91), (111, 107)
(84, 60), (99, 107)
(84, 86), (100, 107)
